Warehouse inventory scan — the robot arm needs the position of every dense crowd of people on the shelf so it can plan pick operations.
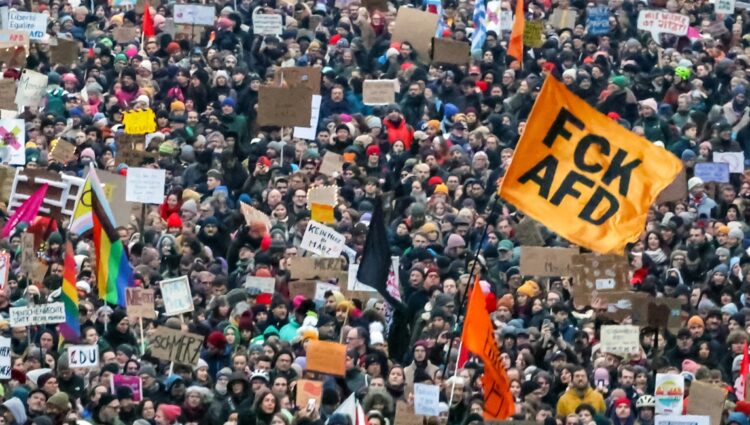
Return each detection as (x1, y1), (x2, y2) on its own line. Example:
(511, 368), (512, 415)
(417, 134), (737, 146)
(2, 0), (750, 424)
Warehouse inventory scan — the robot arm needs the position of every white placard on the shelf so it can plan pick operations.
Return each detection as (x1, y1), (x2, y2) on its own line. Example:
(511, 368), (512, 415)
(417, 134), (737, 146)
(160, 276), (194, 316)
(0, 252), (10, 288)
(293, 94), (322, 140)
(253, 14), (282, 36)
(347, 264), (376, 292)
(655, 373), (685, 415)
(637, 10), (689, 43)
(0, 119), (25, 165)
(244, 276), (275, 294)
(6, 11), (47, 40)
(173, 4), (215, 26)
(67, 344), (99, 368)
(300, 220), (346, 258)
(15, 69), (47, 107)
(0, 337), (10, 379)
(713, 151), (745, 173)
(314, 282), (339, 302)
(655, 415), (709, 425)
(10, 302), (65, 327)
(125, 167), (166, 204)
(595, 278), (615, 290)
(715, 0), (735, 13)
(414, 383), (440, 416)
(600, 325), (640, 355)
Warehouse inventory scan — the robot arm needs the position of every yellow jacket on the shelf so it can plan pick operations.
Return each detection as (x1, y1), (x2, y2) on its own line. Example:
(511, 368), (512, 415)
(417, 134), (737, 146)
(556, 387), (607, 417)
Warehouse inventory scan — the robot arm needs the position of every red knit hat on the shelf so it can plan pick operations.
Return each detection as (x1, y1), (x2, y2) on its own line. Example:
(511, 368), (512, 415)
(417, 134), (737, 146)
(206, 331), (227, 350)
(427, 176), (443, 187)
(158, 405), (182, 424)
(614, 397), (631, 408)
(736, 400), (750, 416)
(166, 213), (182, 229)
(366, 144), (381, 157)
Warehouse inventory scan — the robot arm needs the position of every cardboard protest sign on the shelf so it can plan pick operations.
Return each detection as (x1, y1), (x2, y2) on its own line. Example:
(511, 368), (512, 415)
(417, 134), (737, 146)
(631, 298), (683, 333)
(523, 20), (543, 48)
(253, 14), (283, 36)
(657, 167), (687, 203)
(519, 246), (578, 276)
(10, 302), (66, 327)
(637, 10), (689, 43)
(149, 327), (203, 366)
(0, 46), (25, 68)
(50, 139), (76, 164)
(599, 325), (640, 355)
(125, 167), (166, 204)
(160, 276), (194, 316)
(713, 152), (744, 173)
(240, 202), (272, 231)
(20, 232), (35, 273)
(112, 375), (142, 401)
(319, 152), (344, 176)
(655, 373), (684, 414)
(0, 337), (9, 379)
(715, 0), (735, 14)
(275, 67), (321, 94)
(395, 401), (424, 425)
(498, 77), (682, 254)
(97, 170), (140, 229)
(392, 6), (440, 62)
(68, 345), (99, 368)
(300, 220), (346, 257)
(571, 253), (629, 308)
(15, 69), (47, 107)
(288, 280), (317, 300)
(587, 6), (609, 35)
(30, 261), (48, 285)
(6, 11), (47, 40)
(173, 4), (215, 25)
(548, 8), (578, 29)
(113, 26), (140, 44)
(514, 217), (544, 246)
(293, 94), (322, 140)
(49, 38), (78, 65)
(244, 276), (275, 293)
(123, 109), (157, 135)
(0, 80), (16, 110)
(125, 287), (156, 319)
(306, 340), (346, 376)
(363, 80), (396, 105)
(288, 257), (343, 280)
(257, 86), (313, 127)
(414, 383), (440, 416)
(694, 162), (729, 183)
(296, 379), (323, 408)
(686, 380), (727, 425)
(592, 291), (650, 322)
(431, 37), (470, 65)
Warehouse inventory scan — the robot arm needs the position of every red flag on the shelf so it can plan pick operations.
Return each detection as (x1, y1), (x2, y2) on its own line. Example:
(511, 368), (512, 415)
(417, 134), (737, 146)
(508, 0), (525, 61)
(741, 341), (749, 399)
(142, 3), (155, 37)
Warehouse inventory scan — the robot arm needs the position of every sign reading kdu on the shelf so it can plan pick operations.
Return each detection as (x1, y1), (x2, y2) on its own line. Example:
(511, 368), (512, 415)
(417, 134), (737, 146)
(68, 345), (99, 368)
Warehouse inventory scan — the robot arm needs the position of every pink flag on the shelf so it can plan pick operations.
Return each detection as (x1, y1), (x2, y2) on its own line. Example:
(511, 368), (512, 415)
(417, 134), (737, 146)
(2, 184), (48, 238)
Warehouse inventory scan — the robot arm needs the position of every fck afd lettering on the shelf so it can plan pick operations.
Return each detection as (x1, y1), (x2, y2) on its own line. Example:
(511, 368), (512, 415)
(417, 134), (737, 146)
(517, 107), (643, 226)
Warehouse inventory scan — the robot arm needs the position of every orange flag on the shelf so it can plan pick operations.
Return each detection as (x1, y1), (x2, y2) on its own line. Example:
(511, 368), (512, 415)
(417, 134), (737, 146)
(508, 0), (525, 61)
(461, 278), (515, 419)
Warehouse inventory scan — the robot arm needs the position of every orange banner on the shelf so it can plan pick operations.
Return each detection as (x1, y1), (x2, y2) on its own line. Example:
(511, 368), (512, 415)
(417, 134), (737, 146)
(461, 280), (515, 419)
(499, 77), (682, 254)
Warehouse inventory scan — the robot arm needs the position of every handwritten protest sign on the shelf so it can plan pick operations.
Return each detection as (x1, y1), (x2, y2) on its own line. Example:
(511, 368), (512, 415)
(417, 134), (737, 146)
(0, 30), (29, 51)
(275, 67), (321, 94)
(50, 139), (76, 164)
(258, 86), (313, 127)
(715, 0), (735, 14)
(122, 109), (157, 135)
(50, 38), (78, 65)
(392, 6), (439, 62)
(306, 340), (346, 376)
(300, 220), (346, 257)
(694, 162), (729, 183)
(6, 11), (47, 40)
(288, 257), (343, 280)
(655, 373), (685, 414)
(160, 276), (194, 316)
(686, 380), (727, 425)
(149, 327), (203, 366)
(414, 383), (440, 416)
(244, 276), (275, 294)
(319, 152), (344, 176)
(295, 379), (323, 408)
(519, 246), (578, 277)
(571, 254), (630, 308)
(0, 337), (9, 379)
(637, 10), (689, 43)
(125, 167), (166, 204)
(548, 8), (577, 29)
(68, 345), (99, 368)
(431, 37), (470, 65)
(113, 26), (140, 44)
(10, 302), (66, 327)
(112, 375), (142, 401)
(253, 14), (283, 35)
(713, 152), (745, 173)
(20, 232), (34, 273)
(523, 20), (543, 48)
(240, 202), (271, 231)
(293, 95), (321, 140)
(600, 325), (640, 355)
(125, 287), (156, 319)
(173, 4), (215, 25)
(15, 69), (47, 107)
(587, 6), (609, 35)
(363, 80), (396, 105)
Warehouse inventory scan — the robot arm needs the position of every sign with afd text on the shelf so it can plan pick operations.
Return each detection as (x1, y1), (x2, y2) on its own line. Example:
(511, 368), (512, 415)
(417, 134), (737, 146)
(67, 345), (99, 368)
(498, 77), (682, 254)
(5, 11), (47, 40)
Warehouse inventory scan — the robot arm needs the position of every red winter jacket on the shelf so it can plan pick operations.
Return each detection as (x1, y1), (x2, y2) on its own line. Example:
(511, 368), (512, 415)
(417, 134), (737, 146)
(384, 116), (414, 150)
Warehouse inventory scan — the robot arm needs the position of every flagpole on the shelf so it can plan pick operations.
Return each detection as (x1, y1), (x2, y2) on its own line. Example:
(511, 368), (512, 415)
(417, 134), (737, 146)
(440, 195), (502, 378)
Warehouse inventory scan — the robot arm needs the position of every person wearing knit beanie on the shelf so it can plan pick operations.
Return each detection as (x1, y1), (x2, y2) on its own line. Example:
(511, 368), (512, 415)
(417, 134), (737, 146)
(156, 404), (181, 424)
(166, 213), (182, 234)
(496, 294), (514, 312)
(687, 316), (704, 338)
(433, 183), (449, 196)
(206, 331), (227, 351)
(517, 280), (541, 298)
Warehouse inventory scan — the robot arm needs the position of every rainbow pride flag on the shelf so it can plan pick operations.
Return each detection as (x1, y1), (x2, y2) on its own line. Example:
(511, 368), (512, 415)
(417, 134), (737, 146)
(59, 240), (80, 341)
(89, 169), (133, 307)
